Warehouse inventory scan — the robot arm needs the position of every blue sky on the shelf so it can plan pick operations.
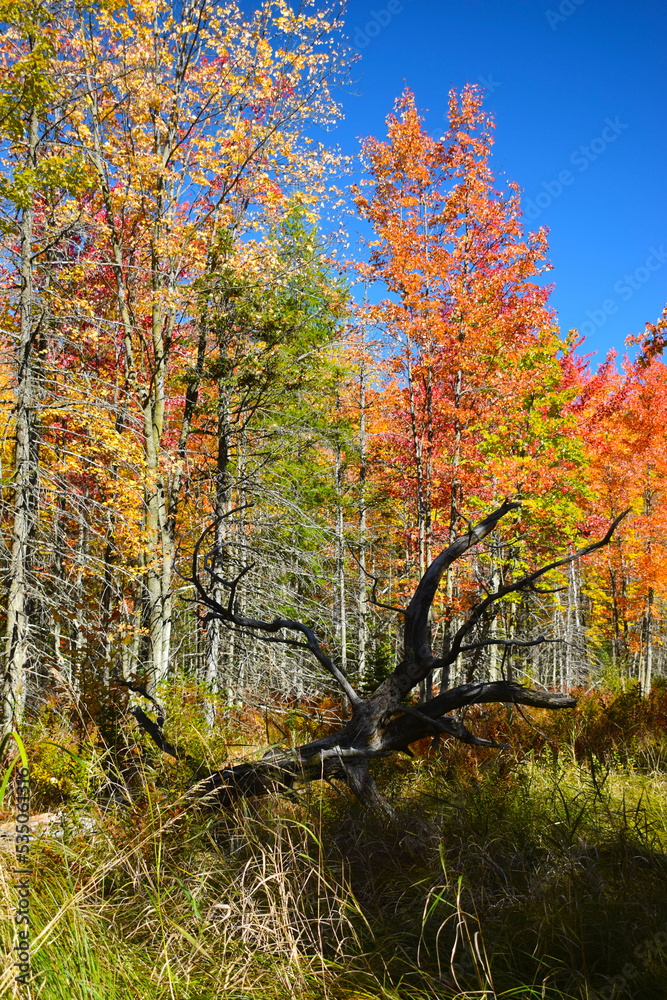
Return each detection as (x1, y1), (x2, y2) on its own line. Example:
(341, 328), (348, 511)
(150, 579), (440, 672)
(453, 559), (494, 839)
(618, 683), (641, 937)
(333, 0), (667, 366)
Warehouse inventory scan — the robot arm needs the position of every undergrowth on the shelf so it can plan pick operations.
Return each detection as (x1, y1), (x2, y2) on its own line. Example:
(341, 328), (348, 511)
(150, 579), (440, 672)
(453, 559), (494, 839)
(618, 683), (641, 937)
(1, 684), (667, 998)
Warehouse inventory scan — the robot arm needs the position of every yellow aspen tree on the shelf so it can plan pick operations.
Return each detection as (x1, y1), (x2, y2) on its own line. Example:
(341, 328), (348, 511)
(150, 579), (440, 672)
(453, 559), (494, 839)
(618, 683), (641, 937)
(66, 0), (349, 690)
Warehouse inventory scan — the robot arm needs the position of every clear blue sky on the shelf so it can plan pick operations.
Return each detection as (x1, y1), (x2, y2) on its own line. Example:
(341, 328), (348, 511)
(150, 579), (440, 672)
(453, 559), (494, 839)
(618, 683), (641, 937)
(333, 0), (667, 366)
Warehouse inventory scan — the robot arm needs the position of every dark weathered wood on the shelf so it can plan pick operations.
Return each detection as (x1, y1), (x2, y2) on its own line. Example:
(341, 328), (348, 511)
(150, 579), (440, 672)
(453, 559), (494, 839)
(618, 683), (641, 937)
(399, 498), (520, 688)
(128, 502), (627, 814)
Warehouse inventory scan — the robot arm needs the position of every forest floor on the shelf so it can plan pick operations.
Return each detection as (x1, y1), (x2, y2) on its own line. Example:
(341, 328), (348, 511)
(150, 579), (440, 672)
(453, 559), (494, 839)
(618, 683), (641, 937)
(2, 684), (667, 999)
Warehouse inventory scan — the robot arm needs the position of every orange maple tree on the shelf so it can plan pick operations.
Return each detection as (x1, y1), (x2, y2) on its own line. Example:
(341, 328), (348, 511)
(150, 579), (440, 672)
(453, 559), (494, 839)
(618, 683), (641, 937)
(352, 86), (587, 690)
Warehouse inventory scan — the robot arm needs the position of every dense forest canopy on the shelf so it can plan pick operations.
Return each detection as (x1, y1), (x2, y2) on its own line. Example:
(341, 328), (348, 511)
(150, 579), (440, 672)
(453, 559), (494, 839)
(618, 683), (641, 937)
(0, 0), (665, 736)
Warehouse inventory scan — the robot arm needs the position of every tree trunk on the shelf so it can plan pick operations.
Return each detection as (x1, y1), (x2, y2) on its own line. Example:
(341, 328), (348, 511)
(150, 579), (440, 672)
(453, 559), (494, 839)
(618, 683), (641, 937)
(334, 438), (348, 712)
(2, 104), (39, 734)
(488, 562), (501, 681)
(203, 351), (233, 721)
(357, 341), (368, 687)
(642, 588), (654, 698)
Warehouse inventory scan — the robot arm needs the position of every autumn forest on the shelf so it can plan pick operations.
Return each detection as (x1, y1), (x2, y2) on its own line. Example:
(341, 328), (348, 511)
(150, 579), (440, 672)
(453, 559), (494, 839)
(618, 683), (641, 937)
(2, 1), (667, 998)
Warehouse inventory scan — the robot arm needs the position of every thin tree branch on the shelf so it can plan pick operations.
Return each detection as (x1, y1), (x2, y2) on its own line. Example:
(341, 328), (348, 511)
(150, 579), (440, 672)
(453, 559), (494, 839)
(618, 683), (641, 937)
(183, 521), (362, 707)
(447, 510), (630, 663)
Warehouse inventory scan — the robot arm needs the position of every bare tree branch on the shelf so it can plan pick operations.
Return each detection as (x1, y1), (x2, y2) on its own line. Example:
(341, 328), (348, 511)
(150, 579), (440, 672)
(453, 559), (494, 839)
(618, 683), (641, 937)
(392, 498), (520, 692)
(116, 679), (202, 770)
(183, 521), (362, 707)
(346, 546), (407, 615)
(446, 509), (630, 664)
(137, 503), (625, 815)
(457, 635), (554, 654)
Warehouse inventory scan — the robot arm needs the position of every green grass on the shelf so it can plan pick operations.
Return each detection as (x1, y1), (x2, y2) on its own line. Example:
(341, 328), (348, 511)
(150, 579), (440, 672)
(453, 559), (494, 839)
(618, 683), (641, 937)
(2, 688), (667, 998)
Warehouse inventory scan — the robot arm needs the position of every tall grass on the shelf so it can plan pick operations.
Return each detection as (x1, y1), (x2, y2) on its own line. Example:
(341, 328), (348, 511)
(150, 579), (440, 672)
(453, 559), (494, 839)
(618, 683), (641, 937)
(1, 686), (667, 998)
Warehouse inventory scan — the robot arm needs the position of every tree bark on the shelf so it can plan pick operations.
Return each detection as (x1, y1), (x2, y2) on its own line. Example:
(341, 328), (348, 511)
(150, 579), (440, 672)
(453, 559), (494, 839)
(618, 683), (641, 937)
(2, 104), (39, 734)
(357, 337), (368, 687)
(334, 436), (348, 690)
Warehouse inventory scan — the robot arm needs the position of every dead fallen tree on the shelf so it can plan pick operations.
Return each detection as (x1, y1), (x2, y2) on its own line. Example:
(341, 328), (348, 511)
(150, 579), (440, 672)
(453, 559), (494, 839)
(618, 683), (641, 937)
(128, 500), (628, 816)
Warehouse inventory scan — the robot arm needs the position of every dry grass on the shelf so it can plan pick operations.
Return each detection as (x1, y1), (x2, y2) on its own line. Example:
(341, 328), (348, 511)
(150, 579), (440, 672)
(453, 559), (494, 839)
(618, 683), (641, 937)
(1, 686), (667, 998)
